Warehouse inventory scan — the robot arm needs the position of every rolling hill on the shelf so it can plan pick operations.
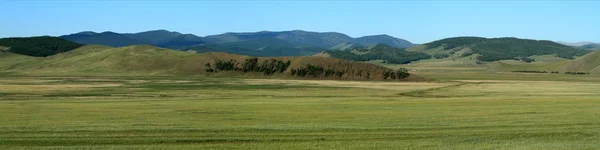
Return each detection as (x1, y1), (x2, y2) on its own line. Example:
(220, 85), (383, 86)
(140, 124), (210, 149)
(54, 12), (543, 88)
(0, 44), (417, 80)
(329, 42), (365, 50)
(408, 37), (591, 62)
(488, 51), (600, 74)
(355, 35), (413, 48)
(578, 43), (600, 50)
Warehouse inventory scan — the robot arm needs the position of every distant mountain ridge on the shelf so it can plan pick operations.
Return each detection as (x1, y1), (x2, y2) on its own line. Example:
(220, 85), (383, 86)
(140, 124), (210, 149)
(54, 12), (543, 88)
(557, 41), (598, 47)
(59, 30), (413, 56)
(60, 30), (205, 48)
(203, 30), (412, 49)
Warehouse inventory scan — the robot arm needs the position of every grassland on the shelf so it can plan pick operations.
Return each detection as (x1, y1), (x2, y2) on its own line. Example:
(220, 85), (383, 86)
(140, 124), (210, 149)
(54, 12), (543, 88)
(1, 73), (599, 149)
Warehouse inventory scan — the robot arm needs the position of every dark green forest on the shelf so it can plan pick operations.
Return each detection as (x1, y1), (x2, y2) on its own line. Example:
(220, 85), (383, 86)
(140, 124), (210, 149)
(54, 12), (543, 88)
(325, 44), (430, 64)
(0, 36), (84, 57)
(424, 37), (590, 62)
(425, 37), (487, 50)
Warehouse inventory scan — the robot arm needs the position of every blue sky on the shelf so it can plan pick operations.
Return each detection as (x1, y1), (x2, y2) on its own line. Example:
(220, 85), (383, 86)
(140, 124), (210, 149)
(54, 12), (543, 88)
(0, 0), (598, 43)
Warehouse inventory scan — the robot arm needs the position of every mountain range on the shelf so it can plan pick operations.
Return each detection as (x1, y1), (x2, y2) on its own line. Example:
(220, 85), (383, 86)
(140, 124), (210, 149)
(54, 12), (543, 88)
(59, 30), (413, 56)
(2, 35), (599, 75)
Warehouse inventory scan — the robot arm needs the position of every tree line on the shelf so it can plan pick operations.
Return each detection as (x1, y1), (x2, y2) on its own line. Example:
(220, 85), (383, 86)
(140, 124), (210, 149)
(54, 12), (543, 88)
(205, 57), (291, 75)
(205, 57), (411, 80)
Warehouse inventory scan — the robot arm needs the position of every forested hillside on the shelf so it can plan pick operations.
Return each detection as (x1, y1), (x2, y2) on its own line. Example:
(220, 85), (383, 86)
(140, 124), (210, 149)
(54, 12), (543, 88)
(323, 44), (430, 64)
(418, 37), (590, 62)
(0, 36), (84, 57)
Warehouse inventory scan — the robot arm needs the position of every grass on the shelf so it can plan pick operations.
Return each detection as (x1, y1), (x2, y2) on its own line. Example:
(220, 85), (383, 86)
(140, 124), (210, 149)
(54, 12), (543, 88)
(1, 75), (599, 149)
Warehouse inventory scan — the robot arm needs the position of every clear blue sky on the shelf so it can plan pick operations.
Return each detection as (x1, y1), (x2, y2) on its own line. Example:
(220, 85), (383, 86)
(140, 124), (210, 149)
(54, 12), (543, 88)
(0, 0), (598, 43)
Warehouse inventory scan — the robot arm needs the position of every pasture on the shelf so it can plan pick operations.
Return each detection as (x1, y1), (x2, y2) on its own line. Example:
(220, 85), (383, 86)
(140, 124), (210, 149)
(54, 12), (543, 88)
(0, 74), (599, 149)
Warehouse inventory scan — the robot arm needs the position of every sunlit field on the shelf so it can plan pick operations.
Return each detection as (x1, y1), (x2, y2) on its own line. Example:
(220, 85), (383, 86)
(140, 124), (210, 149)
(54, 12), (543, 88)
(1, 74), (599, 149)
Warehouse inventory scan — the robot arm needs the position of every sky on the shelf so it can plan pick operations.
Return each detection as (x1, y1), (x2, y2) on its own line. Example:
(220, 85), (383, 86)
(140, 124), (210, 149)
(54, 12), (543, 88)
(0, 0), (598, 43)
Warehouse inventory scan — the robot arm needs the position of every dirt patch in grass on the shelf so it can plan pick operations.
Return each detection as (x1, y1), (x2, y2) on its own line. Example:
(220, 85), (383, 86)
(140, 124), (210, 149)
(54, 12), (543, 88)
(244, 79), (453, 92)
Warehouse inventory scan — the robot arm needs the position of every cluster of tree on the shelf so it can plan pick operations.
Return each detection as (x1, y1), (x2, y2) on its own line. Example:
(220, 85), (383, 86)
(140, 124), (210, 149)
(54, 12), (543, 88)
(325, 44), (430, 64)
(472, 38), (589, 61)
(205, 58), (291, 75)
(383, 68), (409, 80)
(512, 57), (535, 63)
(0, 36), (84, 57)
(512, 70), (548, 73)
(432, 53), (450, 59)
(291, 64), (344, 78)
(565, 72), (590, 75)
(290, 64), (410, 80)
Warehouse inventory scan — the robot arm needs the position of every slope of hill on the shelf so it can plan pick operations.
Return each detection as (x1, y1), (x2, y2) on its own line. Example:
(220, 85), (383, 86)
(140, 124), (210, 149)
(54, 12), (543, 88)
(60, 31), (146, 47)
(558, 41), (598, 47)
(203, 30), (356, 48)
(329, 42), (365, 50)
(322, 44), (430, 64)
(182, 38), (325, 56)
(408, 37), (591, 62)
(553, 51), (600, 72)
(1, 45), (416, 80)
(355, 35), (413, 48)
(488, 51), (600, 74)
(202, 30), (413, 49)
(578, 43), (600, 50)
(124, 30), (186, 44)
(0, 36), (84, 57)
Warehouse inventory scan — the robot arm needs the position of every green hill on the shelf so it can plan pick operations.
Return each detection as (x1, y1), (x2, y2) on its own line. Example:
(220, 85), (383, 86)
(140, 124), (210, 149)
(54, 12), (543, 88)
(329, 42), (365, 50)
(488, 51), (600, 74)
(0, 45), (417, 80)
(322, 44), (430, 64)
(355, 35), (414, 48)
(578, 43), (600, 50)
(0, 36), (84, 57)
(60, 31), (146, 47)
(408, 37), (590, 62)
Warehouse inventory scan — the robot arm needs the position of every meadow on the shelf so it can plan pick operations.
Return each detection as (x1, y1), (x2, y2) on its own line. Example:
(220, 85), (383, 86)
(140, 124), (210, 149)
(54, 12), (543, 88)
(0, 72), (599, 149)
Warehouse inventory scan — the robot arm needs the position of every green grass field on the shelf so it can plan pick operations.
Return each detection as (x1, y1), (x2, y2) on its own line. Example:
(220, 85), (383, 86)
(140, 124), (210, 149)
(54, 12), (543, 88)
(1, 73), (599, 149)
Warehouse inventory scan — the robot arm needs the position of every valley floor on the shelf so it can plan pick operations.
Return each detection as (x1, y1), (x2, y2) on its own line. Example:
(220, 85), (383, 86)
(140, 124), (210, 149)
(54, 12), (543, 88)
(0, 74), (599, 149)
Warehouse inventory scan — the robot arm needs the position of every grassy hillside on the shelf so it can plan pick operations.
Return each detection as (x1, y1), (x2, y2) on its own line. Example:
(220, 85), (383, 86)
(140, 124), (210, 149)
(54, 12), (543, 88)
(408, 37), (590, 62)
(1, 45), (415, 80)
(487, 51), (600, 74)
(0, 36), (84, 57)
(355, 35), (413, 48)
